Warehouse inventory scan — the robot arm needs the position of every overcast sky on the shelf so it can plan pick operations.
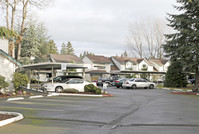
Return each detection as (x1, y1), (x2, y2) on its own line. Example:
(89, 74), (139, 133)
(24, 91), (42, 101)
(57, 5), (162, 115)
(36, 0), (177, 57)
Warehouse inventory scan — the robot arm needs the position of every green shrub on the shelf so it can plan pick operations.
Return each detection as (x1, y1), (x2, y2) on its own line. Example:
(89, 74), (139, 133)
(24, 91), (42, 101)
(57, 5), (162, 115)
(95, 89), (101, 94)
(84, 84), (101, 94)
(84, 84), (95, 93)
(0, 75), (9, 90)
(164, 61), (187, 87)
(12, 72), (29, 91)
(61, 88), (79, 93)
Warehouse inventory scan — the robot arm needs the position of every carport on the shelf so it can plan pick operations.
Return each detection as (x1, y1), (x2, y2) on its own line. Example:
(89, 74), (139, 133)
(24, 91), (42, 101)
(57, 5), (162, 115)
(112, 70), (166, 83)
(19, 62), (87, 88)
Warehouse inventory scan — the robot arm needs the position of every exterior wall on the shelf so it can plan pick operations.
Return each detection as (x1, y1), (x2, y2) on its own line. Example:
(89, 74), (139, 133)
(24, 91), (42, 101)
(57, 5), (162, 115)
(0, 55), (16, 91)
(138, 60), (153, 71)
(111, 57), (123, 70)
(0, 39), (9, 53)
(163, 62), (170, 72)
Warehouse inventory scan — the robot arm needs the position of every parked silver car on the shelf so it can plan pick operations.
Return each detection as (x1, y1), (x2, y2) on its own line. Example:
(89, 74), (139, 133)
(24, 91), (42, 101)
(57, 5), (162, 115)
(122, 78), (155, 89)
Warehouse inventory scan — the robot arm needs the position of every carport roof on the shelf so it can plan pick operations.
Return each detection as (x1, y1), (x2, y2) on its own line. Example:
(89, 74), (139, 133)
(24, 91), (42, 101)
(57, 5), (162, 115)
(20, 62), (87, 70)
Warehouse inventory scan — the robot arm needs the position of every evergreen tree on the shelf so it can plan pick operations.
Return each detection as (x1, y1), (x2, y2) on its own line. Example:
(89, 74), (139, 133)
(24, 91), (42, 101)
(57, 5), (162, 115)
(47, 40), (58, 54)
(140, 64), (148, 79)
(123, 50), (128, 57)
(66, 41), (74, 55)
(164, 60), (187, 87)
(60, 42), (67, 54)
(163, 0), (199, 88)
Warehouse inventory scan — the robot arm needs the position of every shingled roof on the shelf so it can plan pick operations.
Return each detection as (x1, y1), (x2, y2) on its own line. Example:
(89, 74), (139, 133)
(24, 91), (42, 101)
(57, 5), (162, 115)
(50, 54), (83, 63)
(86, 55), (112, 64)
(112, 56), (144, 64)
(149, 59), (169, 66)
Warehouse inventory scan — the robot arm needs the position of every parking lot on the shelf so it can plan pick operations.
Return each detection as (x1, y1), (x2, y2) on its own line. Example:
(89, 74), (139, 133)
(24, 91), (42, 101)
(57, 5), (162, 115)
(1, 87), (199, 134)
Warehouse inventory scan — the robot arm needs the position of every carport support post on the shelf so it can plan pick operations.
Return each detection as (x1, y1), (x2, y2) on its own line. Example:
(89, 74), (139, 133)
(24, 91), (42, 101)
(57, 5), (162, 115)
(37, 68), (40, 90)
(52, 67), (54, 84)
(83, 68), (85, 80)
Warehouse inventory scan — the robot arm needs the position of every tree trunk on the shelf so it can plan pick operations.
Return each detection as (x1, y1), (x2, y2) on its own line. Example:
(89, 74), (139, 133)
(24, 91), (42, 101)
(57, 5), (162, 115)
(16, 42), (21, 60)
(194, 67), (199, 92)
(6, 0), (9, 29)
(21, 0), (29, 35)
(11, 0), (17, 31)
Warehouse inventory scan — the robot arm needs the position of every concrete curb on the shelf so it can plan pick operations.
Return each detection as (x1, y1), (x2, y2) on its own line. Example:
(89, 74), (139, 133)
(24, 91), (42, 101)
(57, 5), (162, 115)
(49, 93), (104, 97)
(7, 97), (24, 101)
(29, 95), (43, 99)
(0, 111), (24, 127)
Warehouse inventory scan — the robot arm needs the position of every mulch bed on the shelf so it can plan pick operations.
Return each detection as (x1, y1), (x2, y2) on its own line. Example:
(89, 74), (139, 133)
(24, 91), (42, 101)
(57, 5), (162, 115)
(0, 114), (16, 121)
(171, 92), (198, 95)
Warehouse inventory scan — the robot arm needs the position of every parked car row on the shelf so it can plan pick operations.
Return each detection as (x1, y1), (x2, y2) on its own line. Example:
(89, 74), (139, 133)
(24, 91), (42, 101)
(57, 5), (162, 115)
(93, 77), (156, 89)
(93, 78), (114, 86)
(41, 75), (156, 93)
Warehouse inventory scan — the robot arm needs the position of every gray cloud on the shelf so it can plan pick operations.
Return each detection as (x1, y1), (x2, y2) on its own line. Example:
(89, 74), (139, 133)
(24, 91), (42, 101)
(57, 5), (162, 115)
(36, 0), (177, 57)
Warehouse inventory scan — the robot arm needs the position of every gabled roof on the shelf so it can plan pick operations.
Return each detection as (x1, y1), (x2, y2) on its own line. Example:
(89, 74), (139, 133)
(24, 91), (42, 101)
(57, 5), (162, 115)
(86, 55), (112, 64)
(50, 54), (83, 63)
(149, 59), (169, 66)
(0, 49), (21, 66)
(112, 56), (144, 64)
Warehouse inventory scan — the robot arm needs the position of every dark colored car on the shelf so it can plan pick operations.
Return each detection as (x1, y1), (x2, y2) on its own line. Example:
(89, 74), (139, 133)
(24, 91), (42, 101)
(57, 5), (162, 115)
(114, 78), (130, 88)
(187, 78), (195, 84)
(49, 75), (83, 83)
(93, 78), (114, 86)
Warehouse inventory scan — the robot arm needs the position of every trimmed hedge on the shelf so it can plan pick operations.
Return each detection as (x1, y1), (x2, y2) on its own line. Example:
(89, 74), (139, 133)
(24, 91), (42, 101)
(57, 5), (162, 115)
(84, 84), (102, 94)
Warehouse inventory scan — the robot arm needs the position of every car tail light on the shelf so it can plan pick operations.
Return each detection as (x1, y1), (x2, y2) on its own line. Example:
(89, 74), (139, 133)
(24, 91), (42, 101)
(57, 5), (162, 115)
(116, 81), (119, 83)
(126, 82), (129, 84)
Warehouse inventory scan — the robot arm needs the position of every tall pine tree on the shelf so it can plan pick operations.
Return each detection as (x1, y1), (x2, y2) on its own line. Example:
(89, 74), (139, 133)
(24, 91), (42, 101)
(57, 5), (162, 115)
(163, 0), (199, 88)
(60, 42), (67, 54)
(66, 41), (74, 55)
(164, 60), (187, 87)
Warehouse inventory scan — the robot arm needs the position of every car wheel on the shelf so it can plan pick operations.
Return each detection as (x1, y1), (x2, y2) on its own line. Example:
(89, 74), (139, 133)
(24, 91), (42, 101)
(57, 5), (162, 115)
(149, 84), (154, 89)
(131, 85), (136, 89)
(55, 86), (63, 93)
(116, 86), (120, 88)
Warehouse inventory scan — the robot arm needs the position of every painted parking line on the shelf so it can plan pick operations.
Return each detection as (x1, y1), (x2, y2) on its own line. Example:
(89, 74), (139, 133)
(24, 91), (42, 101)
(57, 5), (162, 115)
(29, 95), (43, 99)
(6, 101), (83, 107)
(0, 106), (64, 112)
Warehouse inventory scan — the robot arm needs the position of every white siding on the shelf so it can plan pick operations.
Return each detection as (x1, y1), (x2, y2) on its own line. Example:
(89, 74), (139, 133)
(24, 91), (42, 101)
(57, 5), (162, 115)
(82, 56), (94, 70)
(0, 55), (16, 91)
(138, 60), (153, 71)
(0, 39), (9, 53)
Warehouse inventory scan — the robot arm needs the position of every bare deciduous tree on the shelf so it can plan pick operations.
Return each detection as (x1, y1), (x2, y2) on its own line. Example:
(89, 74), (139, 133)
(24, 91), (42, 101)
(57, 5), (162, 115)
(0, 0), (52, 60)
(126, 19), (170, 59)
(17, 0), (52, 60)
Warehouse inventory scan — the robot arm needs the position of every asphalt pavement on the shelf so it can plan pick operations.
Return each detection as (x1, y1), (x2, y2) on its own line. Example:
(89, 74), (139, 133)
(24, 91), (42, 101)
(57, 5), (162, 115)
(1, 87), (199, 134)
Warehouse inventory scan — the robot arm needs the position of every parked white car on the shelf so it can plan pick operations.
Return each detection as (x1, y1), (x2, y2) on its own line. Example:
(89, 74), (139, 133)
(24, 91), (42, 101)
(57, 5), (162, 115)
(41, 78), (96, 92)
(122, 78), (156, 89)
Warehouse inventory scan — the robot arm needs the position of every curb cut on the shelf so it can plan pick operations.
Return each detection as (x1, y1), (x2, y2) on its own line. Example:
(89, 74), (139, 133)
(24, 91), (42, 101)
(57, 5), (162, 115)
(0, 111), (24, 127)
(7, 97), (24, 101)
